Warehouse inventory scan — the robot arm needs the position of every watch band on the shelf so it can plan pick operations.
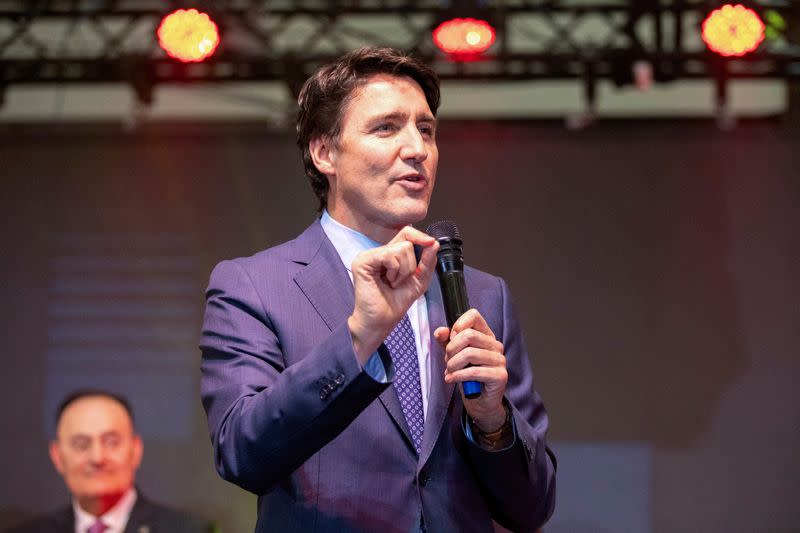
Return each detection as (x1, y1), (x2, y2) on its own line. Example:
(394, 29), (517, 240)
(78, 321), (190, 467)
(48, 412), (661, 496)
(471, 403), (512, 450)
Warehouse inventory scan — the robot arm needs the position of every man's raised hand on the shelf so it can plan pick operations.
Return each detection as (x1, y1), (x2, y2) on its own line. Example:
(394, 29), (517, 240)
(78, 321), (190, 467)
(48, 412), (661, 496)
(348, 226), (439, 363)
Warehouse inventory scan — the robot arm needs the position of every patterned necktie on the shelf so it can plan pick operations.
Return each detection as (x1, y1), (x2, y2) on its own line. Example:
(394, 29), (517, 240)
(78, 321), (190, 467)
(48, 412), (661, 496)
(386, 314), (425, 454)
(87, 519), (107, 533)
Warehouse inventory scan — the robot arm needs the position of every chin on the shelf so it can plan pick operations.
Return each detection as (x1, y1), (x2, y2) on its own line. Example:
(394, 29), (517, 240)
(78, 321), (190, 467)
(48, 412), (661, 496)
(393, 201), (429, 225)
(82, 481), (126, 497)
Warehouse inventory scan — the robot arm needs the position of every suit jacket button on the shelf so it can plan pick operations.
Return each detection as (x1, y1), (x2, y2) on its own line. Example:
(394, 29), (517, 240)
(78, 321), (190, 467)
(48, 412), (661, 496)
(523, 440), (533, 461)
(419, 473), (430, 487)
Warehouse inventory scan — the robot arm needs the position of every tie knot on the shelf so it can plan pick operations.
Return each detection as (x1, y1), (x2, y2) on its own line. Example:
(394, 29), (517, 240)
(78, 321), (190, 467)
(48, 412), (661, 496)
(87, 519), (107, 533)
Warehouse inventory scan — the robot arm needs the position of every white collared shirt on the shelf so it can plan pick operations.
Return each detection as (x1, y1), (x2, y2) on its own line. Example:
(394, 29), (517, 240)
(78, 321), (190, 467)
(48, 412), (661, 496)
(320, 210), (432, 419)
(73, 487), (137, 533)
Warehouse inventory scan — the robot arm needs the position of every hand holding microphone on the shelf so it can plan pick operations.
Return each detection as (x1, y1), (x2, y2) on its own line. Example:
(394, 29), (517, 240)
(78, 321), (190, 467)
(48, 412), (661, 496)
(428, 221), (508, 431)
(426, 220), (481, 399)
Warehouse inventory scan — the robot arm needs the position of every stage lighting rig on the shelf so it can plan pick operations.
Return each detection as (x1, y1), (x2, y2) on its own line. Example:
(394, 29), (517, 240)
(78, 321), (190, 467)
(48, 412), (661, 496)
(433, 17), (496, 58)
(0, 1), (798, 125)
(157, 8), (221, 63)
(431, 2), (499, 60)
(702, 4), (766, 57)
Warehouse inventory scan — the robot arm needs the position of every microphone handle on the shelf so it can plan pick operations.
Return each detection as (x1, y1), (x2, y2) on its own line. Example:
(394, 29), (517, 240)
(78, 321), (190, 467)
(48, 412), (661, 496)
(438, 270), (482, 399)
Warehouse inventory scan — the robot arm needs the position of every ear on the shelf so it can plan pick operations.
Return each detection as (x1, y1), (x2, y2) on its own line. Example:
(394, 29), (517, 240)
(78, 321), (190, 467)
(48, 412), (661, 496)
(131, 434), (143, 471)
(309, 137), (337, 178)
(49, 440), (65, 475)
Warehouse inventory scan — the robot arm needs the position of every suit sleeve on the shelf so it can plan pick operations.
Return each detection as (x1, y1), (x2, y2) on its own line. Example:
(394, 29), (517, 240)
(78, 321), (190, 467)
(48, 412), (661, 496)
(199, 259), (393, 494)
(462, 276), (557, 532)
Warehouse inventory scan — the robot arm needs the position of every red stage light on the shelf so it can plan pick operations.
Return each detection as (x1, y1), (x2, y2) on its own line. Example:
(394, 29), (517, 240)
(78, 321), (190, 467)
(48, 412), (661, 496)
(433, 17), (496, 57)
(157, 8), (220, 63)
(702, 4), (765, 57)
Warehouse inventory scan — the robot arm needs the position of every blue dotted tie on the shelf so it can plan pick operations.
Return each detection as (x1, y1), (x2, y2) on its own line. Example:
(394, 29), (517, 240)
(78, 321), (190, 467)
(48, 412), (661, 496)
(386, 314), (424, 454)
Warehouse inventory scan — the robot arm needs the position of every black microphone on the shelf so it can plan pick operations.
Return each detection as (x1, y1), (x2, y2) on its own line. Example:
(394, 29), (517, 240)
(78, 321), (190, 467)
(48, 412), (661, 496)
(426, 220), (481, 399)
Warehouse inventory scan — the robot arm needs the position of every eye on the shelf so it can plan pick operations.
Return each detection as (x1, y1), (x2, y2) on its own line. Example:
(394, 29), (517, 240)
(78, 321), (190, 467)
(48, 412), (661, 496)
(418, 124), (435, 137)
(70, 435), (91, 452)
(374, 123), (397, 134)
(102, 433), (122, 449)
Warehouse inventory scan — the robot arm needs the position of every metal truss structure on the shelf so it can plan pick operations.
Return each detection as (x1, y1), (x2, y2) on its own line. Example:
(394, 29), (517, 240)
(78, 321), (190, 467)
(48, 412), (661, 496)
(1, 1), (799, 108)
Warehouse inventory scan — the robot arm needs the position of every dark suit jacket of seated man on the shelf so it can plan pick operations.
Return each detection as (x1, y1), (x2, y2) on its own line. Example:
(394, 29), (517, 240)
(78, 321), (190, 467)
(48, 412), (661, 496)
(6, 390), (213, 533)
(200, 46), (557, 533)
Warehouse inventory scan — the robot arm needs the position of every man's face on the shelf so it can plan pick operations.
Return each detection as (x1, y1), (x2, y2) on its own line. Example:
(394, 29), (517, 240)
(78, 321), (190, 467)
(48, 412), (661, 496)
(314, 73), (439, 242)
(49, 396), (142, 505)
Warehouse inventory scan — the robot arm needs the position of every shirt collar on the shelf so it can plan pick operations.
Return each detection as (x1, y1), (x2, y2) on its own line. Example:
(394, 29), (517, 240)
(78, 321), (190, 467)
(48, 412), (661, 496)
(320, 210), (381, 273)
(73, 487), (137, 533)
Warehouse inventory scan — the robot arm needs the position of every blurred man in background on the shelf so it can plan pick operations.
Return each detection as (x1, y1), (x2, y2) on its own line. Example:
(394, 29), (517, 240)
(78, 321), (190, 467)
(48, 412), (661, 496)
(8, 390), (213, 533)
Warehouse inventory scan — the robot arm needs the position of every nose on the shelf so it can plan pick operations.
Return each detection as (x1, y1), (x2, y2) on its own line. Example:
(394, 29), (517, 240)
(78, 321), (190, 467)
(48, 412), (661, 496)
(88, 441), (107, 466)
(399, 126), (428, 163)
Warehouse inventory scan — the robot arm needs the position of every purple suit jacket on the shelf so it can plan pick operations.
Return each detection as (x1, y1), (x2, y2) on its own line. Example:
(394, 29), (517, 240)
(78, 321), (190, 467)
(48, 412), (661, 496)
(200, 221), (556, 533)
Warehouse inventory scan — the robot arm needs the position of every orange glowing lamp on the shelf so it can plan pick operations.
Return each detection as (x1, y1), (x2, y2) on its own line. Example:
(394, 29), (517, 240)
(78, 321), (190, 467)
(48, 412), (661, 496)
(157, 8), (220, 63)
(702, 4), (765, 57)
(433, 17), (496, 57)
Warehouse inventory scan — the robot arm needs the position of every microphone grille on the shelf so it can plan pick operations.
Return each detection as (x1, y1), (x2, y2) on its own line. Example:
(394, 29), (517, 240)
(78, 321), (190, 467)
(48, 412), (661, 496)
(426, 219), (461, 241)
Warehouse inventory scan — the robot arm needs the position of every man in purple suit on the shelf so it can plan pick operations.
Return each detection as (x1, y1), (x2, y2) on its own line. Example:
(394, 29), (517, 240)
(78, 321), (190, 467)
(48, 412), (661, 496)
(200, 46), (556, 533)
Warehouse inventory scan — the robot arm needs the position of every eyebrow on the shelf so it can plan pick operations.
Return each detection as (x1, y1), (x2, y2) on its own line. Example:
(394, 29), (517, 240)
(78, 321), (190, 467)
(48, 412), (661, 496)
(367, 111), (436, 125)
(68, 434), (91, 447)
(66, 430), (123, 441)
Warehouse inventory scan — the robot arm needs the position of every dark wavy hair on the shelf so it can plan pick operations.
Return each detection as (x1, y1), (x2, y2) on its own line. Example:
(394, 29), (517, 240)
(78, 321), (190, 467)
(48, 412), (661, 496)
(296, 46), (441, 212)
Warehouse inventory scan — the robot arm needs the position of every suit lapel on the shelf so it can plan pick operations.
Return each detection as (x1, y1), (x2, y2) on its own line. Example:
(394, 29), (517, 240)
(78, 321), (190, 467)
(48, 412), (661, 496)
(419, 277), (455, 468)
(291, 221), (415, 451)
(292, 226), (355, 332)
(378, 374), (413, 446)
(123, 494), (152, 533)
